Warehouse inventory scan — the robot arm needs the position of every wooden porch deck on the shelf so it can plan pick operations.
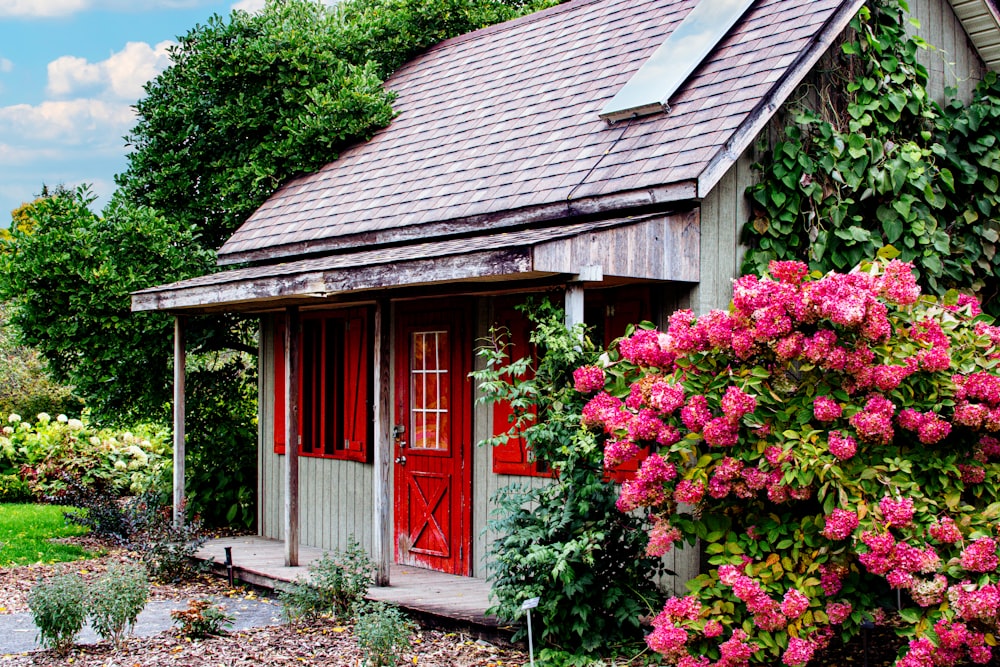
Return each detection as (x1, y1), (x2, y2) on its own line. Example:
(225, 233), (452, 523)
(196, 536), (500, 629)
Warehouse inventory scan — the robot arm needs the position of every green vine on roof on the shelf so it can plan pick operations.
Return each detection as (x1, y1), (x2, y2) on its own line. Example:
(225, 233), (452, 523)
(742, 0), (1000, 315)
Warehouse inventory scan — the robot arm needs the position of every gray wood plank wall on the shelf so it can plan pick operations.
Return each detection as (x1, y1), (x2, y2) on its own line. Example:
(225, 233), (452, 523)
(258, 316), (375, 554)
(910, 0), (986, 103)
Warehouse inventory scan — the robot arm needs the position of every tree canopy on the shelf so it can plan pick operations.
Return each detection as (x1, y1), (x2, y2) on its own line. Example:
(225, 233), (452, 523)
(0, 0), (556, 525)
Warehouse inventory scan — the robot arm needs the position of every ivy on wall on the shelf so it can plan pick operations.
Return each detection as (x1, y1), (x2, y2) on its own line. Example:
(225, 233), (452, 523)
(742, 0), (1000, 314)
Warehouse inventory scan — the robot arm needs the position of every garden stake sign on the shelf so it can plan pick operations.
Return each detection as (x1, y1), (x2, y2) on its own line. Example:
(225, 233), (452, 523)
(521, 596), (539, 667)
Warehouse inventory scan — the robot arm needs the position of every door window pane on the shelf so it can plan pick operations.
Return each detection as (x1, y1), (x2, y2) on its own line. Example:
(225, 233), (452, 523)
(410, 331), (449, 450)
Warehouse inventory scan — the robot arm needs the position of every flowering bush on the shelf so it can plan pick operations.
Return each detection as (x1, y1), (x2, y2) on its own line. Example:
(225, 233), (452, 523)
(583, 257), (1000, 666)
(0, 412), (169, 498)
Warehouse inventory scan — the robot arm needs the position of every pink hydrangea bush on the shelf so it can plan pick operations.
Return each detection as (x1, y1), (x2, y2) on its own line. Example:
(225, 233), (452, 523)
(579, 259), (1000, 667)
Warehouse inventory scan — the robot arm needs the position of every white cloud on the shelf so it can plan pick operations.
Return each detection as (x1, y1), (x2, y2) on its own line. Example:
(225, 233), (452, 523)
(231, 0), (265, 11)
(0, 58), (12, 73)
(0, 0), (88, 17)
(0, 99), (135, 145)
(47, 40), (173, 100)
(0, 0), (213, 18)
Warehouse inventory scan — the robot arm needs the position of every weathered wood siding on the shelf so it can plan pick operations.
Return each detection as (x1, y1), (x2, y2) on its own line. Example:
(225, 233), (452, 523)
(911, 0), (987, 102)
(258, 316), (375, 553)
(683, 150), (754, 317)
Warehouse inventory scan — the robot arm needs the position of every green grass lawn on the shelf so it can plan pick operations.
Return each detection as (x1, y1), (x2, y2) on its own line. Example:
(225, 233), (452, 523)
(0, 503), (94, 567)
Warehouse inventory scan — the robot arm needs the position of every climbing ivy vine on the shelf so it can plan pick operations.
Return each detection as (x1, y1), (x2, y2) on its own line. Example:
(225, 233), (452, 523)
(742, 0), (1000, 314)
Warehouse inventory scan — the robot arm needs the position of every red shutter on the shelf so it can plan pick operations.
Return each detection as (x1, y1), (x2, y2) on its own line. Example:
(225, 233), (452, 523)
(491, 300), (546, 476)
(603, 286), (653, 482)
(342, 307), (370, 462)
(273, 321), (286, 455)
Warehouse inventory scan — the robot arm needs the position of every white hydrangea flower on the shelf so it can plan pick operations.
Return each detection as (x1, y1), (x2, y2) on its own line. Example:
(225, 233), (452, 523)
(36, 413), (50, 424)
(67, 419), (84, 431)
(2, 426), (13, 436)
(57, 414), (68, 423)
(8, 414), (20, 424)
(89, 436), (101, 446)
(114, 459), (128, 471)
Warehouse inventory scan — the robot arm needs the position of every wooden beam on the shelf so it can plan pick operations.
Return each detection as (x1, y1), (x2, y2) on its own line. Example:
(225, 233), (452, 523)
(283, 306), (301, 567)
(372, 299), (392, 586)
(173, 316), (186, 528)
(565, 283), (585, 330)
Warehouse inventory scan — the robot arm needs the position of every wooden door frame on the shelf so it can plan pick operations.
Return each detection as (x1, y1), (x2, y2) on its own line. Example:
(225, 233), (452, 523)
(392, 299), (473, 575)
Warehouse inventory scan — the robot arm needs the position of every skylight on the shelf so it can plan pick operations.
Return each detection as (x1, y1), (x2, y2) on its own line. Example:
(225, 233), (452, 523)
(599, 0), (756, 122)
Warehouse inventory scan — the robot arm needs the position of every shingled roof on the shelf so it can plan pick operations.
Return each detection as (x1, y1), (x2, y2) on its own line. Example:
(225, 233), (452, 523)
(215, 0), (864, 266)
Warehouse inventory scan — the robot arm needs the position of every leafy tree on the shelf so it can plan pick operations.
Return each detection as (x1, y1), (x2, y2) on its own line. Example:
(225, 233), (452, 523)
(118, 0), (556, 249)
(2, 0), (555, 525)
(742, 0), (1000, 314)
(0, 188), (212, 421)
(0, 304), (82, 419)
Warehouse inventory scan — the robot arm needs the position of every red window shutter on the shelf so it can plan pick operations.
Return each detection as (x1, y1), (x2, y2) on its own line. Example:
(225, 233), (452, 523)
(273, 322), (286, 455)
(342, 307), (370, 462)
(491, 300), (546, 477)
(603, 286), (653, 481)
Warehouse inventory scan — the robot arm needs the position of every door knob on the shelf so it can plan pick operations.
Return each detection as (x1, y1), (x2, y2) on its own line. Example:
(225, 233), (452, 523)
(395, 455), (407, 465)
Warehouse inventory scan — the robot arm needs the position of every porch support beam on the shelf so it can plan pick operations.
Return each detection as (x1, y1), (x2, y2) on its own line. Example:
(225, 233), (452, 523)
(565, 283), (585, 330)
(284, 306), (301, 567)
(372, 299), (392, 586)
(172, 316), (186, 528)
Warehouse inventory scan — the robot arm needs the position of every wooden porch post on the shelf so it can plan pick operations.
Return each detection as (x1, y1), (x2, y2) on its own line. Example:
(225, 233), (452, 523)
(565, 266), (601, 331)
(284, 306), (301, 567)
(372, 299), (392, 586)
(173, 316), (186, 528)
(565, 283), (585, 330)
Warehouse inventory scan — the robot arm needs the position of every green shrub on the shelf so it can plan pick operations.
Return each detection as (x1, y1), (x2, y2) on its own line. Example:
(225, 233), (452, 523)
(280, 538), (374, 621)
(27, 571), (87, 655)
(170, 598), (232, 638)
(354, 601), (415, 667)
(0, 473), (32, 502)
(1, 412), (169, 499)
(474, 301), (664, 656)
(88, 562), (149, 648)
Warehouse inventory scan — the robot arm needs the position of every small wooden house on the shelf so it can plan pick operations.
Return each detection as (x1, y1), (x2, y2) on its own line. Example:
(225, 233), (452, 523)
(132, 0), (997, 588)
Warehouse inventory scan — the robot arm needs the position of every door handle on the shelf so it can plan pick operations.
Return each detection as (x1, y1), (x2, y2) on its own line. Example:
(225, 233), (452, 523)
(395, 455), (407, 465)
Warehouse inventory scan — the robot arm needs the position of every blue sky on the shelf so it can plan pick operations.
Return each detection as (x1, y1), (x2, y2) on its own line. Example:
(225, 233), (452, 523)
(0, 0), (269, 222)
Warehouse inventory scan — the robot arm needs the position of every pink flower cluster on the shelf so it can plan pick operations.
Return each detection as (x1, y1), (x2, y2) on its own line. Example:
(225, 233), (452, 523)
(849, 395), (896, 445)
(619, 329), (675, 368)
(719, 565), (792, 631)
(825, 601), (852, 624)
(674, 479), (705, 504)
(928, 517), (962, 543)
(879, 496), (914, 527)
(782, 637), (815, 666)
(616, 454), (677, 513)
(960, 537), (998, 573)
(647, 596), (704, 661)
(572, 365), (605, 393)
(821, 509), (859, 540)
(897, 408), (951, 444)
(721, 386), (757, 422)
(582, 393), (627, 432)
(647, 517), (683, 557)
(604, 439), (640, 468)
(857, 531), (941, 590)
(949, 581), (1000, 623)
(827, 431), (857, 460)
(898, 620), (992, 667)
(813, 396), (842, 422)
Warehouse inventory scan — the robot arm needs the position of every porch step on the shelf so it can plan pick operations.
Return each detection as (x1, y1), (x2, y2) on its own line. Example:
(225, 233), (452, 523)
(196, 536), (511, 639)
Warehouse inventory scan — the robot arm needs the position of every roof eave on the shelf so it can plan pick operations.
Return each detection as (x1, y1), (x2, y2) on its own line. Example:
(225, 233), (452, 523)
(215, 180), (699, 267)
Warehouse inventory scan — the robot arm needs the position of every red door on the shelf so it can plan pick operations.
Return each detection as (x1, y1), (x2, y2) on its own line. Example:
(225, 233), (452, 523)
(393, 303), (472, 575)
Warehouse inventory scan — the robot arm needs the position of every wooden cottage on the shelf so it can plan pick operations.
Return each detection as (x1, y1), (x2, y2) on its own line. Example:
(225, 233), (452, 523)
(132, 0), (998, 589)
